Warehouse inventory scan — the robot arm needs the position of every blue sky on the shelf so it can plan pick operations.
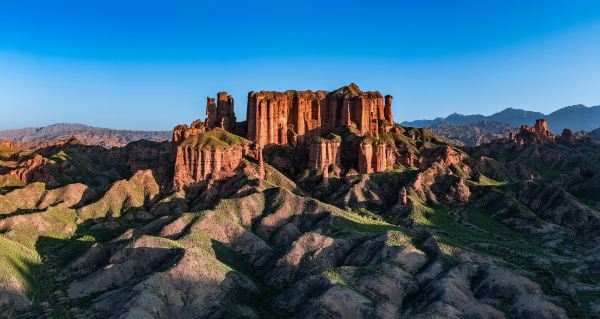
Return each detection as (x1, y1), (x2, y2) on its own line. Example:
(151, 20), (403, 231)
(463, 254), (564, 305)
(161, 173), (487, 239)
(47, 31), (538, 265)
(1, 0), (599, 130)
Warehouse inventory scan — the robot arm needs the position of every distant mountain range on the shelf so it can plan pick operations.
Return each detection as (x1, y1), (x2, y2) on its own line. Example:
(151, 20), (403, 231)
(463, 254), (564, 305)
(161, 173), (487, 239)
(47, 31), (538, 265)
(0, 123), (171, 148)
(590, 128), (600, 142)
(402, 104), (600, 133)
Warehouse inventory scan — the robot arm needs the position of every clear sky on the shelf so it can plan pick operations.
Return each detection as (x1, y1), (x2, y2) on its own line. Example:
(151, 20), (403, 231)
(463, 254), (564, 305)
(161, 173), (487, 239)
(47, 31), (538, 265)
(1, 0), (599, 130)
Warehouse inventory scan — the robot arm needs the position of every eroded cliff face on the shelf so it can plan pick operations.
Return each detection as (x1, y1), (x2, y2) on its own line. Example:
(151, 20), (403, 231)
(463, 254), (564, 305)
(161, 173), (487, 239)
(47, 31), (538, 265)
(511, 119), (555, 146)
(172, 128), (250, 188)
(246, 83), (394, 146)
(173, 144), (247, 188)
(206, 92), (236, 131)
(358, 142), (391, 174)
(308, 135), (342, 181)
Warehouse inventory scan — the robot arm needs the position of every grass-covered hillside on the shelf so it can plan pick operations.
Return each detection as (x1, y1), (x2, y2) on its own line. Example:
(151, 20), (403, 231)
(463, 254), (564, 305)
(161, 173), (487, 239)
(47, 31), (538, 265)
(1, 125), (599, 318)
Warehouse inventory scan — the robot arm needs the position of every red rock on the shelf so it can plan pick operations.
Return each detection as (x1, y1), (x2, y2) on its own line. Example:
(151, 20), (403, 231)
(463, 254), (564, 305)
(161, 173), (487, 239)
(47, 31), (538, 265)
(358, 142), (373, 174)
(246, 84), (393, 146)
(174, 84), (398, 186)
(308, 135), (341, 178)
(514, 119), (555, 146)
(172, 129), (250, 188)
(173, 143), (248, 188)
(534, 119), (550, 136)
(384, 95), (394, 124)
(205, 97), (217, 128)
(257, 144), (265, 179)
(172, 121), (206, 145)
(373, 143), (387, 172)
(0, 140), (14, 151)
(205, 92), (237, 131)
(453, 179), (471, 203)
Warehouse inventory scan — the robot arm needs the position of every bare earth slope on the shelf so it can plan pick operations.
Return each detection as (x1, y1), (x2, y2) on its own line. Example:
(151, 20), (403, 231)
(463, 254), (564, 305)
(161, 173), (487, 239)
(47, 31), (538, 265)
(1, 124), (599, 318)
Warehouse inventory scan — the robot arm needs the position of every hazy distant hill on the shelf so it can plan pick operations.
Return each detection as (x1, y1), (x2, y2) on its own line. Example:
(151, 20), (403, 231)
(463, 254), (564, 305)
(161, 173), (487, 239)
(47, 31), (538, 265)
(403, 104), (600, 132)
(0, 123), (171, 148)
(427, 121), (517, 146)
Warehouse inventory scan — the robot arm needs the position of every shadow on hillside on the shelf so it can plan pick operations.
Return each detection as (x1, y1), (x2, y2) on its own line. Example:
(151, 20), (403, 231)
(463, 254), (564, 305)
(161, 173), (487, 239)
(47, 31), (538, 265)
(15, 140), (173, 192)
(17, 231), (275, 318)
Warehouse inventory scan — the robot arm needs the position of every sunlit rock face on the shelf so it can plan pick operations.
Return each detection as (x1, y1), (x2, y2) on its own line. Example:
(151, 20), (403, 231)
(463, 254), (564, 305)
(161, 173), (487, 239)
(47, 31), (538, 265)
(246, 83), (395, 146)
(172, 128), (250, 188)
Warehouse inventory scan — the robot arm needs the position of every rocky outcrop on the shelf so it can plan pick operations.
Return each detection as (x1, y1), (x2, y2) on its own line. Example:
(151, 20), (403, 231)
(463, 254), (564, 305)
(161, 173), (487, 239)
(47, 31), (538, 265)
(559, 128), (592, 145)
(5, 110), (598, 318)
(172, 128), (250, 188)
(512, 119), (555, 146)
(246, 83), (394, 146)
(206, 92), (236, 131)
(174, 92), (238, 146)
(0, 140), (14, 151)
(358, 141), (392, 174)
(358, 142), (374, 174)
(308, 135), (341, 182)
(172, 120), (206, 145)
(173, 84), (400, 185)
(8, 154), (53, 184)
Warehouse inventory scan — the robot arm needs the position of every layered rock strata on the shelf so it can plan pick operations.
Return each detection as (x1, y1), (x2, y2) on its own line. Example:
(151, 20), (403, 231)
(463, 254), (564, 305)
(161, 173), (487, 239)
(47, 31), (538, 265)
(246, 83), (394, 146)
(308, 135), (341, 181)
(172, 128), (250, 188)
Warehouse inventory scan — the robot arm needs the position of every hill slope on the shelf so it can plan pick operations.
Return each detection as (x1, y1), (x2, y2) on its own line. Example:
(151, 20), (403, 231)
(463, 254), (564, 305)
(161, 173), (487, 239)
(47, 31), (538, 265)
(1, 124), (599, 318)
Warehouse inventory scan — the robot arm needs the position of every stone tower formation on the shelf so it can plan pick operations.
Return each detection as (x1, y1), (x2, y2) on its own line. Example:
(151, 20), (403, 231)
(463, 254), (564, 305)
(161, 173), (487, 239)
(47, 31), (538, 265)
(172, 84), (399, 188)
(246, 83), (394, 146)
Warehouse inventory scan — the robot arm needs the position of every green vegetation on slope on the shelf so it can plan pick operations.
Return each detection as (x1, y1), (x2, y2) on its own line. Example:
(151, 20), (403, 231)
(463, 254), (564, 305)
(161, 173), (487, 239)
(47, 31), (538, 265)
(0, 235), (42, 297)
(180, 128), (249, 149)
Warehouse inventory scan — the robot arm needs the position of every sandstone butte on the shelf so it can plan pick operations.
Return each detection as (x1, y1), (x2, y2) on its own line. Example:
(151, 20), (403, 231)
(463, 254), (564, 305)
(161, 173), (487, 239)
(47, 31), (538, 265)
(172, 84), (402, 188)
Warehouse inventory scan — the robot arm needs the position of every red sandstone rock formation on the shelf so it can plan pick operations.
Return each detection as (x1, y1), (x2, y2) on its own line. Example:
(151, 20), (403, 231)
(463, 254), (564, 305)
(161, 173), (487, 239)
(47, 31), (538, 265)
(173, 84), (399, 187)
(358, 142), (373, 174)
(172, 128), (250, 188)
(173, 143), (247, 188)
(357, 141), (391, 174)
(534, 119), (550, 136)
(515, 119), (555, 146)
(174, 92), (238, 146)
(257, 144), (265, 179)
(308, 135), (341, 181)
(206, 92), (236, 131)
(384, 95), (394, 125)
(172, 120), (206, 145)
(246, 84), (394, 146)
(0, 140), (14, 152)
(9, 154), (54, 184)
